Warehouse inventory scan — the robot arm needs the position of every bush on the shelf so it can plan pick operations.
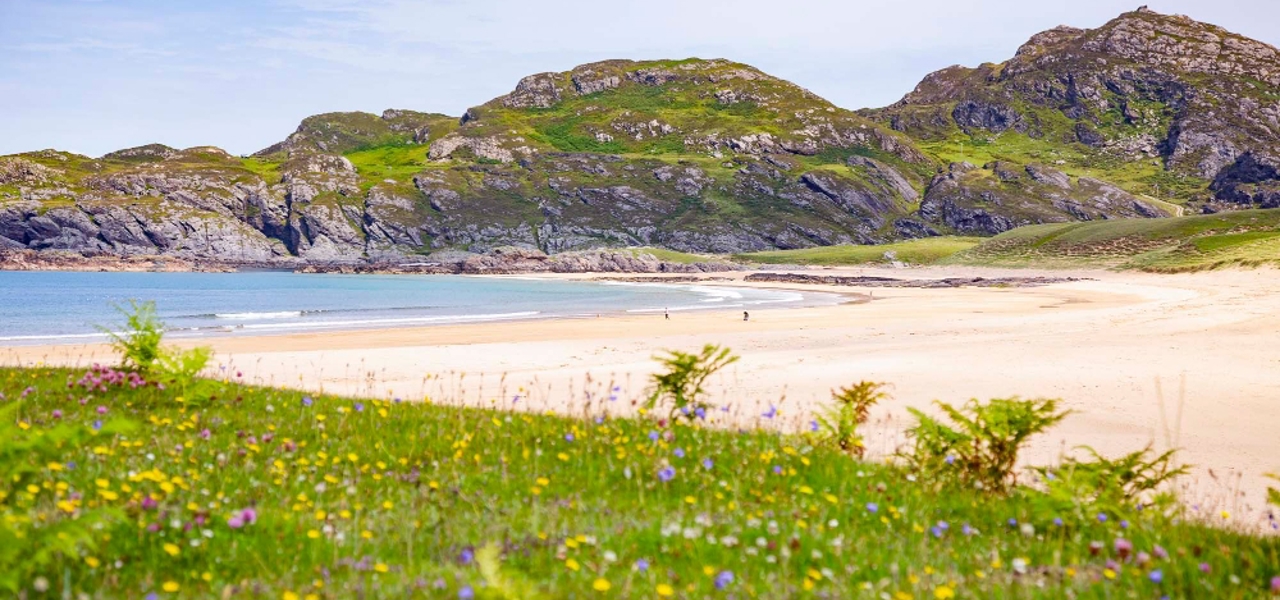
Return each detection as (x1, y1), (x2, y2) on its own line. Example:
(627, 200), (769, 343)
(103, 301), (213, 399)
(646, 344), (738, 422)
(814, 381), (888, 457)
(1268, 473), (1280, 509)
(1028, 445), (1188, 520)
(102, 300), (165, 374)
(904, 398), (1069, 493)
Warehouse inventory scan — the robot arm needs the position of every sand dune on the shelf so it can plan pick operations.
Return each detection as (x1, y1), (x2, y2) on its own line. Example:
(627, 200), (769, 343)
(6, 266), (1279, 524)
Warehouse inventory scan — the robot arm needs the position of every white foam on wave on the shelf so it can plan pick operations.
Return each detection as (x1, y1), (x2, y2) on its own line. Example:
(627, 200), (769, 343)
(235, 311), (541, 332)
(628, 304), (745, 314)
(0, 331), (115, 342)
(215, 311), (303, 320)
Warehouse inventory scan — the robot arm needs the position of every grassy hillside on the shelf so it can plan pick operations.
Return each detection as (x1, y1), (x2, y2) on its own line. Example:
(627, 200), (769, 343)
(952, 209), (1280, 271)
(3, 354), (1278, 598)
(734, 237), (982, 266)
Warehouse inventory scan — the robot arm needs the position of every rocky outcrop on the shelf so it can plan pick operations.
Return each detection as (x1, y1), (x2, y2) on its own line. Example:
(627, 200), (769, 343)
(874, 7), (1280, 211)
(919, 162), (1167, 235)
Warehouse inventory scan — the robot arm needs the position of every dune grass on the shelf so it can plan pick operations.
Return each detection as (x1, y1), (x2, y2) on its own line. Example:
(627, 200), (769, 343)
(2, 363), (1278, 599)
(734, 237), (983, 266)
(951, 209), (1280, 271)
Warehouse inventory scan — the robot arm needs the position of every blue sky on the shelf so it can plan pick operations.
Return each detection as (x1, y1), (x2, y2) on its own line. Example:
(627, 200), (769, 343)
(3, 0), (1278, 157)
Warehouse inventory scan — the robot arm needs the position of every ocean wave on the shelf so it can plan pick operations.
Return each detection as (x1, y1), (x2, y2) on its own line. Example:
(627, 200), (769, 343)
(627, 304), (744, 314)
(234, 311), (541, 331)
(0, 331), (116, 342)
(214, 311), (303, 320)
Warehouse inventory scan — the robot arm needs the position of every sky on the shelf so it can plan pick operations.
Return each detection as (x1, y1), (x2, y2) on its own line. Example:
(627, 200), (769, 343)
(2, 0), (1278, 158)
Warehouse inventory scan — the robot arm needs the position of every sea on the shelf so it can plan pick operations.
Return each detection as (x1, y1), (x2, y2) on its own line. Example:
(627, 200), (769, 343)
(0, 271), (833, 344)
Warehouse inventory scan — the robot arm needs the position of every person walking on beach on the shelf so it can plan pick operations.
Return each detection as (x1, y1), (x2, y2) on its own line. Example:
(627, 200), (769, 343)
(664, 308), (669, 320)
(743, 311), (749, 322)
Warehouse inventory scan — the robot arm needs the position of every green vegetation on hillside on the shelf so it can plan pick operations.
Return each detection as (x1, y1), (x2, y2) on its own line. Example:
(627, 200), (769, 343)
(735, 237), (983, 266)
(952, 209), (1280, 271)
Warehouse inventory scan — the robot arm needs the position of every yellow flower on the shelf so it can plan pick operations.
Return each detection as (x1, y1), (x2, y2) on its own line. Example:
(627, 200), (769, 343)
(163, 543), (180, 557)
(703, 566), (716, 576)
(656, 584), (674, 597)
(592, 578), (611, 592)
(565, 558), (580, 571)
(307, 530), (321, 539)
(202, 572), (212, 582)
(95, 478), (110, 488)
(162, 581), (179, 593)
(283, 592), (299, 600)
(557, 452), (569, 461)
(1103, 568), (1117, 580)
(934, 586), (955, 599)
(374, 563), (389, 573)
(803, 578), (815, 591)
(381, 501), (393, 510)
(895, 593), (912, 600)
(85, 556), (101, 568)
(361, 530), (373, 539)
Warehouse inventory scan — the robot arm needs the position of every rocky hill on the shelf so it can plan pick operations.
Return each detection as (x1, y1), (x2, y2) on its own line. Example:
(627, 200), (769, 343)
(871, 6), (1280, 218)
(2, 8), (1277, 266)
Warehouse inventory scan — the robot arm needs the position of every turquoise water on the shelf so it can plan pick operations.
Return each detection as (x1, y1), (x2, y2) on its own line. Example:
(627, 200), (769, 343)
(0, 271), (822, 343)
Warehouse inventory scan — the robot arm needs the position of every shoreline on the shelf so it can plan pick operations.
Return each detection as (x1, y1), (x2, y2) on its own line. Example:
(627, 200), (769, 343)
(4, 265), (1279, 521)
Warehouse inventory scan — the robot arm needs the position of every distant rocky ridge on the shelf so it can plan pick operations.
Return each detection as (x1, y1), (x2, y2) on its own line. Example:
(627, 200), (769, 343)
(2, 7), (1278, 268)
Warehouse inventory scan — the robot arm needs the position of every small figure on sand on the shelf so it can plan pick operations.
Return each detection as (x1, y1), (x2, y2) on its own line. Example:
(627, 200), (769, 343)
(664, 308), (669, 320)
(743, 311), (750, 322)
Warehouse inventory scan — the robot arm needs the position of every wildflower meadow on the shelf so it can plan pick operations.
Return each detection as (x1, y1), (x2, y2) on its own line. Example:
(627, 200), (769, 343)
(1, 310), (1278, 598)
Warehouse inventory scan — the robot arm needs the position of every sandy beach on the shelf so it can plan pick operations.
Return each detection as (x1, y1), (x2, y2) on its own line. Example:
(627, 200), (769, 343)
(4, 266), (1279, 521)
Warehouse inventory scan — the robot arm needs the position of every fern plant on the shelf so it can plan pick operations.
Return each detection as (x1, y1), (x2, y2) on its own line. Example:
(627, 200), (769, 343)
(904, 398), (1069, 494)
(1028, 445), (1189, 519)
(646, 344), (738, 423)
(815, 381), (888, 457)
(101, 300), (165, 375)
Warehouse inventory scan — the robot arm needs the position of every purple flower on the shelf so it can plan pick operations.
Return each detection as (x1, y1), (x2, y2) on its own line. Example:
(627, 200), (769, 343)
(228, 507), (257, 529)
(301, 396), (313, 407)
(673, 448), (685, 458)
(96, 405), (108, 415)
(695, 407), (706, 420)
(1149, 570), (1163, 584)
(866, 502), (878, 514)
(962, 523), (976, 536)
(648, 431), (659, 442)
(458, 585), (474, 600)
(1270, 576), (1280, 593)
(762, 406), (777, 419)
(1115, 538), (1133, 559)
(701, 458), (714, 470)
(565, 433), (574, 442)
(1198, 562), (1211, 573)
(635, 558), (650, 572)
(945, 454), (955, 465)
(772, 465), (783, 475)
(1053, 517), (1064, 527)
(459, 548), (474, 565)
(51, 409), (63, 419)
(1097, 513), (1108, 523)
(809, 420), (819, 432)
(715, 570), (734, 590)
(199, 428), (211, 439)
(657, 466), (676, 483)
(1120, 520), (1129, 529)
(141, 496), (158, 510)
(1008, 518), (1018, 527)
(1153, 545), (1168, 560)
(353, 402), (364, 412)
(146, 593), (158, 600)
(92, 420), (103, 431)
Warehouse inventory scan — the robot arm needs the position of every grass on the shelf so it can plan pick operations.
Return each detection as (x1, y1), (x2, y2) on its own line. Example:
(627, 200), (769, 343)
(625, 247), (721, 265)
(3, 365), (1279, 598)
(734, 237), (983, 266)
(952, 209), (1280, 271)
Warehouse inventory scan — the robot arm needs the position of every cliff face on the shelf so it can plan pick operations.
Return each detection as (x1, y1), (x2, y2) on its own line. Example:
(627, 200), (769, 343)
(4, 8), (1277, 264)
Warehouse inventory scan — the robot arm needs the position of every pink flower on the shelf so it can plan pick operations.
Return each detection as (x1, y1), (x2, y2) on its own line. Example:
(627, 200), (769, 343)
(1114, 538), (1133, 559)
